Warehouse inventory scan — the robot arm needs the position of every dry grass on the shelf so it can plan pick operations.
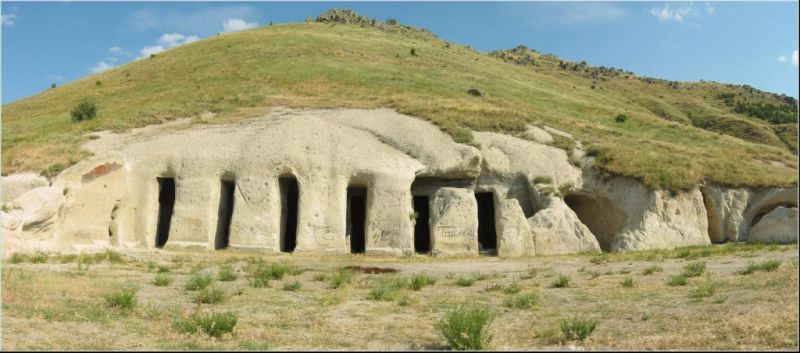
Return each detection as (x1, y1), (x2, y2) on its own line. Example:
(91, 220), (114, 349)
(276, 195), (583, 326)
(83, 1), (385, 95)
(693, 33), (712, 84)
(2, 20), (796, 191)
(2, 245), (797, 350)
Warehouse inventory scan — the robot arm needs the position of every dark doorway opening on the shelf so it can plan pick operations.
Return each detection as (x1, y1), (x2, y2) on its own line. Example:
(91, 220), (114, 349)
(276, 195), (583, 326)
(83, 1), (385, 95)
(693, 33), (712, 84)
(215, 180), (235, 250)
(475, 192), (497, 253)
(280, 176), (299, 253)
(155, 177), (175, 248)
(347, 187), (367, 253)
(413, 195), (431, 254)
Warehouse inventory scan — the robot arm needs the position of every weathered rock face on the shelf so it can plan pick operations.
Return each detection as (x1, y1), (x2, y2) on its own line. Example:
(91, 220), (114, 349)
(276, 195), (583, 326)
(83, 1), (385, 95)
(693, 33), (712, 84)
(2, 108), (797, 257)
(748, 206), (799, 244)
(2, 173), (49, 202)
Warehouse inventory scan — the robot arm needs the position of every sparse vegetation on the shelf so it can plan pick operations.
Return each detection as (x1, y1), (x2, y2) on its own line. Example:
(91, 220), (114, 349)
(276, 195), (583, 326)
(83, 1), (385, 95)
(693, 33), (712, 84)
(560, 315), (598, 342)
(620, 277), (636, 288)
(104, 287), (137, 310)
(410, 273), (436, 290)
(153, 274), (172, 287)
(682, 262), (706, 278)
(551, 275), (571, 288)
(437, 304), (493, 350)
(503, 293), (539, 309)
(283, 280), (302, 291)
(738, 260), (782, 275)
(173, 311), (238, 338)
(642, 265), (663, 275)
(185, 273), (214, 291)
(330, 268), (355, 289)
(195, 286), (226, 304)
(667, 275), (688, 286)
(367, 277), (408, 301)
(218, 266), (238, 281)
(455, 277), (475, 287)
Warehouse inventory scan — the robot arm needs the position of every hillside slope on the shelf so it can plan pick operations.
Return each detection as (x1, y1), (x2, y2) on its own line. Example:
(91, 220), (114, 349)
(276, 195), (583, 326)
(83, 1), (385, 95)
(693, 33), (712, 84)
(2, 9), (797, 190)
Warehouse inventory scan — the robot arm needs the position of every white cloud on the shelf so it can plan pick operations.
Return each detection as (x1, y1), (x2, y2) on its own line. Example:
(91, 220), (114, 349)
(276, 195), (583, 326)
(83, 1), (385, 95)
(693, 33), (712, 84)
(109, 46), (124, 55)
(1, 13), (15, 26)
(650, 3), (703, 23)
(136, 32), (200, 59)
(777, 50), (798, 67)
(157, 33), (199, 47)
(90, 61), (114, 73)
(127, 5), (256, 34)
(138, 45), (166, 59)
(704, 2), (715, 15)
(48, 75), (65, 82)
(222, 18), (258, 32)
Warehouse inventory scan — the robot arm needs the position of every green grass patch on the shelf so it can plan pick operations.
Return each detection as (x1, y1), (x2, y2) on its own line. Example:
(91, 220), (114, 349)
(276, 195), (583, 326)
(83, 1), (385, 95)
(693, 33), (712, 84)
(642, 264), (663, 275)
(283, 280), (302, 291)
(153, 274), (172, 287)
(620, 277), (636, 288)
(437, 304), (493, 350)
(738, 260), (782, 275)
(503, 293), (539, 310)
(194, 286), (226, 304)
(218, 265), (238, 281)
(330, 267), (356, 289)
(682, 262), (706, 277)
(410, 273), (436, 290)
(560, 315), (598, 342)
(666, 275), (688, 286)
(173, 311), (238, 338)
(104, 287), (137, 310)
(367, 277), (409, 301)
(185, 273), (214, 291)
(455, 277), (475, 287)
(551, 275), (571, 288)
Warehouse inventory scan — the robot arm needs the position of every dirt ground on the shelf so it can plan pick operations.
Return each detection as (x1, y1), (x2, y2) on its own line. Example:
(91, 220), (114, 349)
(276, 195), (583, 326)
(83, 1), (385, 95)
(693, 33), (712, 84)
(2, 244), (798, 350)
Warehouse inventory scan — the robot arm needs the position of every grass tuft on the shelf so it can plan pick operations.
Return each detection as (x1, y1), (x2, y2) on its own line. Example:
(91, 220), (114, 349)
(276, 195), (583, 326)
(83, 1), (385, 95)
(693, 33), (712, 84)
(105, 287), (137, 310)
(437, 304), (493, 350)
(153, 274), (172, 287)
(551, 275), (571, 288)
(560, 315), (598, 342)
(173, 311), (238, 338)
(186, 273), (214, 291)
(410, 273), (436, 291)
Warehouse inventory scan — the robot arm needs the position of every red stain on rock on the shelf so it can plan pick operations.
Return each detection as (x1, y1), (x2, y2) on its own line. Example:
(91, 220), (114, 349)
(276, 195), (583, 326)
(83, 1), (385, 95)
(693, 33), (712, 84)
(82, 163), (121, 183)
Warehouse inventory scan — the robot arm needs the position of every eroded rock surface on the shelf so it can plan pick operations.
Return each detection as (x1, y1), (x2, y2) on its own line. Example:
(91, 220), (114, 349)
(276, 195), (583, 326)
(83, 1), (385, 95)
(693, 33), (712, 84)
(2, 108), (797, 257)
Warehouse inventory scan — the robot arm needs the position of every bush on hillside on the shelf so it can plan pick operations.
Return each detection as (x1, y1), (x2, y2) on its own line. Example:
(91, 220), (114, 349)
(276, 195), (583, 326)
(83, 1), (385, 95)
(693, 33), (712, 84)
(70, 98), (97, 122)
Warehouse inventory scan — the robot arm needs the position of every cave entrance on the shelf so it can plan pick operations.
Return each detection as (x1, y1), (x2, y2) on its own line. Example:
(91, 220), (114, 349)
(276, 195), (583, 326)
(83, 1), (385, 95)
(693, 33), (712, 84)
(155, 177), (175, 248)
(214, 180), (236, 250)
(564, 193), (626, 252)
(347, 187), (367, 253)
(280, 176), (299, 253)
(475, 192), (497, 253)
(413, 195), (431, 254)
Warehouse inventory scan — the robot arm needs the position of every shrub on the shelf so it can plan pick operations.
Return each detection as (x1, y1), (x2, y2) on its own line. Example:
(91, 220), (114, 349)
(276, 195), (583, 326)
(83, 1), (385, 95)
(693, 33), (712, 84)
(614, 114), (628, 123)
(267, 262), (298, 279)
(283, 280), (302, 291)
(218, 266), (238, 281)
(682, 262), (706, 278)
(173, 311), (238, 338)
(153, 274), (172, 287)
(502, 282), (522, 295)
(9, 253), (26, 264)
(503, 293), (539, 309)
(642, 265), (662, 275)
(386, 18), (398, 25)
(551, 275), (571, 288)
(312, 273), (328, 281)
(437, 304), (493, 350)
(158, 265), (171, 273)
(620, 277), (635, 288)
(330, 268), (355, 289)
(667, 275), (688, 286)
(95, 80), (102, 87)
(70, 98), (98, 122)
(105, 287), (137, 310)
(589, 253), (609, 264)
(758, 260), (781, 272)
(185, 273), (214, 291)
(560, 315), (597, 342)
(195, 286), (225, 304)
(455, 277), (475, 287)
(410, 273), (436, 290)
(368, 277), (409, 301)
(690, 281), (719, 299)
(410, 48), (417, 56)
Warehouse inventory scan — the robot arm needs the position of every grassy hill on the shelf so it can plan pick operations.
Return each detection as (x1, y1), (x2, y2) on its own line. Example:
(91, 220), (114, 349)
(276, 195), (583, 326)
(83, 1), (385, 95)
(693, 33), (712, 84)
(2, 9), (797, 190)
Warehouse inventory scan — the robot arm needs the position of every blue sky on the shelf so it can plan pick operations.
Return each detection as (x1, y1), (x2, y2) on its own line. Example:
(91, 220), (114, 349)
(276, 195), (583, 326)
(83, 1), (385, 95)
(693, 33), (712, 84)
(1, 1), (798, 103)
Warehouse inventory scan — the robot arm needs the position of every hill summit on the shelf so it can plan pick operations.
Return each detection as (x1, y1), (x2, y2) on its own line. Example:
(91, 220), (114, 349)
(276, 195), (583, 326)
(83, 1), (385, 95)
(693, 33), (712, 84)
(1, 9), (797, 191)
